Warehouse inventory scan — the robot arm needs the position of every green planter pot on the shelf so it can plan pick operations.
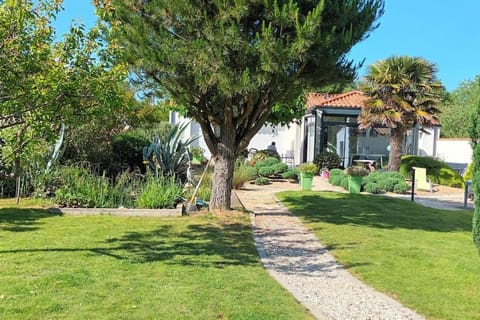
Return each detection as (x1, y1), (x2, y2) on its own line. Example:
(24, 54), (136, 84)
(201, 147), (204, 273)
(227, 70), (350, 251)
(348, 175), (363, 193)
(300, 172), (314, 191)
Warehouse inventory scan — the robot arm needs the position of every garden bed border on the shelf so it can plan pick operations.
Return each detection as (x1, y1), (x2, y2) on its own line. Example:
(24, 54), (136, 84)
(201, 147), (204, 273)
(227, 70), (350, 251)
(48, 205), (185, 217)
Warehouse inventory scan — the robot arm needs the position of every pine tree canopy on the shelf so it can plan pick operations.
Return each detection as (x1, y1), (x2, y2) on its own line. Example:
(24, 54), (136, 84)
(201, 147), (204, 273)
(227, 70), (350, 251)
(97, 0), (384, 210)
(99, 0), (383, 153)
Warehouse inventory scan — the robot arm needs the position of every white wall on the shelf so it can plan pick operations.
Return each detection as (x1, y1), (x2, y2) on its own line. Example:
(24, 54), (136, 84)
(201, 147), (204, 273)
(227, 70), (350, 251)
(417, 127), (437, 157)
(247, 123), (301, 165)
(170, 111), (301, 164)
(436, 138), (473, 164)
(169, 112), (211, 159)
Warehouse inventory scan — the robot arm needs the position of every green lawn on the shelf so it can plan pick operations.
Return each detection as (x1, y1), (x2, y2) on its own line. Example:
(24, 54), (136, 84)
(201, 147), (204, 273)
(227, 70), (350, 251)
(277, 191), (480, 320)
(0, 206), (313, 319)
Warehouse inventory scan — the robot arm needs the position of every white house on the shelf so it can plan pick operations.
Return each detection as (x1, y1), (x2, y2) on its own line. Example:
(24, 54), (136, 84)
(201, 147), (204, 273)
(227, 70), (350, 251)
(170, 90), (472, 169)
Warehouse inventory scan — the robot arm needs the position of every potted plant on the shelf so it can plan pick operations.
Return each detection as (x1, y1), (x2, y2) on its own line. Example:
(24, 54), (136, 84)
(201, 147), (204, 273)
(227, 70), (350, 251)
(344, 166), (369, 193)
(298, 163), (318, 191)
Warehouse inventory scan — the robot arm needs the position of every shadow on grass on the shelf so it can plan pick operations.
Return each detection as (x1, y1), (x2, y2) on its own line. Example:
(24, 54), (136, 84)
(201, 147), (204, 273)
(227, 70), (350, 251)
(0, 208), (62, 232)
(277, 191), (472, 232)
(0, 219), (259, 268)
(97, 222), (260, 267)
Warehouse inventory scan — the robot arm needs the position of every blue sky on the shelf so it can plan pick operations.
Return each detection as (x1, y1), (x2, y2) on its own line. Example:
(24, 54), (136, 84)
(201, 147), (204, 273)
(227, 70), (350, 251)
(55, 0), (480, 92)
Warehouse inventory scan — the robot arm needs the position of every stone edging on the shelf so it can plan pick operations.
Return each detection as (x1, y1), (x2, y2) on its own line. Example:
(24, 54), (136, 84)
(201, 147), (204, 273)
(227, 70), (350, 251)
(48, 206), (184, 217)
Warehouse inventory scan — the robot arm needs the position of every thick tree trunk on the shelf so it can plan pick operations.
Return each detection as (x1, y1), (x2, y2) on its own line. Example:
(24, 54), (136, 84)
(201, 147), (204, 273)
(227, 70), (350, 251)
(209, 133), (236, 212)
(388, 126), (405, 171)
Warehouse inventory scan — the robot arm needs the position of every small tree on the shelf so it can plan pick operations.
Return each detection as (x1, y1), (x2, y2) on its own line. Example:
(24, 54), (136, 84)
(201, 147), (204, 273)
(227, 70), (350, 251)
(0, 0), (128, 202)
(98, 0), (384, 210)
(359, 56), (444, 171)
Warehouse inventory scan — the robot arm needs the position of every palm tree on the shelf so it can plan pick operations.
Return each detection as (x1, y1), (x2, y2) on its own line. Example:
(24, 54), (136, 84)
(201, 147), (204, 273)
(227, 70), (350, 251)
(359, 56), (444, 171)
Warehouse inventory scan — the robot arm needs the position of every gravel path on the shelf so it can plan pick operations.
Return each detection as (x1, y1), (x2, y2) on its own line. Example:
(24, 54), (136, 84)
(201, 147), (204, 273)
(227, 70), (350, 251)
(235, 180), (425, 320)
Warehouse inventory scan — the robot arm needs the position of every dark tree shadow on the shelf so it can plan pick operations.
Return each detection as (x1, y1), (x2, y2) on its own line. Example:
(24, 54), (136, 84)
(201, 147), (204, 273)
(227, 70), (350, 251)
(97, 222), (260, 266)
(0, 208), (63, 232)
(277, 191), (472, 232)
(0, 219), (260, 268)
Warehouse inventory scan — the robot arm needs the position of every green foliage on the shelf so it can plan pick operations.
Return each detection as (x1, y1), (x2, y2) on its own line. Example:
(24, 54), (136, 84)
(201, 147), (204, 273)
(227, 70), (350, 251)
(314, 151), (341, 169)
(282, 168), (299, 180)
(393, 180), (409, 193)
(193, 168), (213, 202)
(359, 56), (444, 171)
(233, 164), (257, 189)
(364, 182), (382, 194)
(340, 177), (349, 190)
(272, 162), (289, 175)
(143, 122), (198, 184)
(54, 166), (121, 208)
(254, 157), (280, 170)
(378, 178), (399, 192)
(257, 166), (276, 177)
(469, 99), (480, 253)
(344, 166), (369, 177)
(362, 171), (408, 194)
(399, 155), (464, 187)
(251, 156), (288, 178)
(440, 76), (480, 138)
(329, 170), (345, 186)
(255, 177), (270, 186)
(329, 168), (345, 177)
(111, 130), (149, 172)
(52, 164), (184, 209)
(190, 147), (206, 164)
(464, 162), (473, 181)
(136, 174), (184, 209)
(100, 0), (384, 209)
(252, 151), (280, 164)
(0, 0), (129, 203)
(298, 163), (318, 175)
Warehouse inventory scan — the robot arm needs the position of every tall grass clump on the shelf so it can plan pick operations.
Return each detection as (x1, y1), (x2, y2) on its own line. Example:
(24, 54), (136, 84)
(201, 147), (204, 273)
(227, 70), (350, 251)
(233, 163), (257, 189)
(193, 167), (213, 202)
(136, 173), (184, 209)
(54, 166), (119, 208)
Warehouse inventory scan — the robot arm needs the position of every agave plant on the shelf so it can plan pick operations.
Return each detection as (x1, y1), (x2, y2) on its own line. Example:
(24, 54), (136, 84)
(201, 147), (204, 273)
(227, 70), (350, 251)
(143, 122), (198, 183)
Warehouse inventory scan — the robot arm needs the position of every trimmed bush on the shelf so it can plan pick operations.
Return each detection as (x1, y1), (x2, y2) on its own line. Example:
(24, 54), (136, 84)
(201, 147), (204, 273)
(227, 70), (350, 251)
(251, 150), (281, 164)
(258, 166), (275, 177)
(254, 157), (280, 169)
(282, 168), (298, 180)
(329, 168), (344, 177)
(400, 155), (464, 187)
(340, 177), (349, 190)
(272, 162), (289, 174)
(361, 170), (408, 194)
(329, 173), (345, 186)
(393, 180), (409, 193)
(378, 178), (399, 192)
(233, 164), (257, 189)
(255, 177), (270, 185)
(364, 182), (382, 194)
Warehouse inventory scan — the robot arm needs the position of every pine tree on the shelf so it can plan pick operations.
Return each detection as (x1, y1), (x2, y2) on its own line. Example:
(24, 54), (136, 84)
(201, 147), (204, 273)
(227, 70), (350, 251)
(97, 0), (384, 210)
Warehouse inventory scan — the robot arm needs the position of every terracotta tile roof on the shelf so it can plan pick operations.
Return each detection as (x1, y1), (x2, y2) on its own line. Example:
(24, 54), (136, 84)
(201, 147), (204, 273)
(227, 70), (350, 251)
(306, 90), (368, 111)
